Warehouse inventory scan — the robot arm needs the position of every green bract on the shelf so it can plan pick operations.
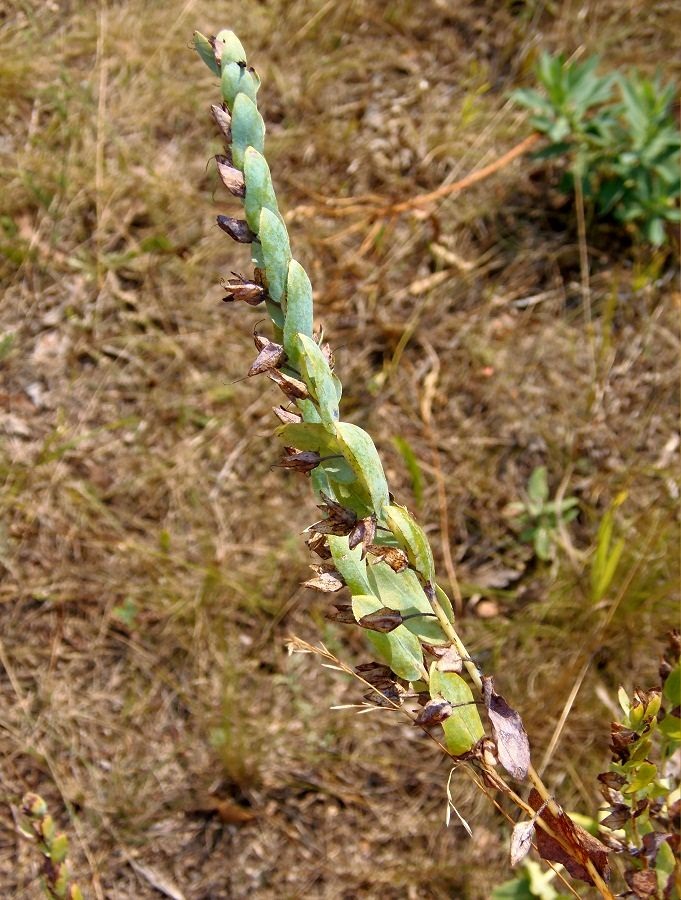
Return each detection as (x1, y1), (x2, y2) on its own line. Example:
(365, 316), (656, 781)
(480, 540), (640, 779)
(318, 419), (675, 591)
(231, 93), (265, 169)
(259, 207), (291, 306)
(297, 334), (340, 429)
(284, 262), (314, 365)
(243, 148), (279, 232)
(352, 594), (425, 682)
(430, 666), (485, 755)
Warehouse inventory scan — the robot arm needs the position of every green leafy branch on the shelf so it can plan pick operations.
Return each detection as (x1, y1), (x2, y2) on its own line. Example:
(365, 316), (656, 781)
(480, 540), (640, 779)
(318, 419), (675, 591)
(19, 793), (83, 900)
(512, 52), (681, 247)
(193, 30), (615, 897)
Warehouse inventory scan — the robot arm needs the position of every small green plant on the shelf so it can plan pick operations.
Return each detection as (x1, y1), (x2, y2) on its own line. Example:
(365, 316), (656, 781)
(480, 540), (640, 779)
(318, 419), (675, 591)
(504, 466), (579, 561)
(18, 793), (83, 900)
(512, 52), (681, 246)
(493, 633), (681, 899)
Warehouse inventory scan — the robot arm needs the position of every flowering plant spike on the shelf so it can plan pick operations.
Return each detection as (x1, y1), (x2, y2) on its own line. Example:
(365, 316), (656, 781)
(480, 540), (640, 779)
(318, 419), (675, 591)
(193, 31), (615, 897)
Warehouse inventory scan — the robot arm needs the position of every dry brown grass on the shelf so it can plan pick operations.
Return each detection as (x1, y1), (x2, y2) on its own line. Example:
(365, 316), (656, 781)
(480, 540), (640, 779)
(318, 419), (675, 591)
(1, 1), (679, 897)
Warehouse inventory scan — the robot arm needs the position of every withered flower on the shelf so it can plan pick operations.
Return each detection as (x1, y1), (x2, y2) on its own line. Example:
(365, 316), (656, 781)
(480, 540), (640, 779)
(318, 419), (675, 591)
(217, 215), (255, 243)
(221, 272), (266, 306)
(211, 103), (232, 143)
(267, 369), (309, 401)
(278, 447), (321, 473)
(358, 607), (404, 633)
(248, 339), (286, 376)
(216, 155), (245, 197)
(414, 698), (453, 727)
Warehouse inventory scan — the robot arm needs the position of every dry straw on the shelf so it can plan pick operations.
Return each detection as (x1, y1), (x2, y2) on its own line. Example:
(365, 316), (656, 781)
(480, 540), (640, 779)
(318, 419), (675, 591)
(193, 30), (615, 898)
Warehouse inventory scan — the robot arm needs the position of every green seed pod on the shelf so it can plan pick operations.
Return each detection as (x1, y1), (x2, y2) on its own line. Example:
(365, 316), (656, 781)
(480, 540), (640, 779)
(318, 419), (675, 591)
(243, 148), (279, 231)
(231, 93), (265, 169)
(214, 29), (247, 65)
(284, 260), (314, 365)
(259, 207), (291, 306)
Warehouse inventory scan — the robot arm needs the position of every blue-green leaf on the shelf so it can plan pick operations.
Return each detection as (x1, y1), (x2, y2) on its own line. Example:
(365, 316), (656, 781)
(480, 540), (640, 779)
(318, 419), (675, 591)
(368, 562), (447, 645)
(284, 261), (314, 366)
(221, 61), (259, 109)
(297, 334), (340, 430)
(329, 536), (371, 594)
(231, 94), (265, 169)
(352, 594), (425, 682)
(384, 503), (435, 580)
(214, 29), (247, 66)
(243, 148), (279, 232)
(430, 666), (485, 755)
(334, 422), (389, 516)
(194, 31), (220, 77)
(259, 207), (291, 306)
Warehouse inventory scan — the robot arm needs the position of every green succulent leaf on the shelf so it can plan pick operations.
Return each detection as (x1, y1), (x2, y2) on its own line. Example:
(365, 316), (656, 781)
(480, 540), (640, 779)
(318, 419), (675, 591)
(214, 29), (247, 66)
(259, 207), (291, 306)
(384, 503), (435, 580)
(194, 31), (220, 77)
(221, 61), (259, 108)
(284, 262), (314, 366)
(243, 148), (279, 232)
(351, 593), (425, 682)
(430, 665), (485, 755)
(276, 421), (341, 453)
(230, 93), (265, 169)
(297, 334), (340, 430)
(368, 562), (447, 645)
(329, 536), (372, 594)
(334, 422), (389, 517)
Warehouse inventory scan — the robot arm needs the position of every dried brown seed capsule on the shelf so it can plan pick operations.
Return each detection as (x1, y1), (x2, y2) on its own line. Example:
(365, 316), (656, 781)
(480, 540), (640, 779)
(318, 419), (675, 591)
(324, 604), (356, 624)
(366, 543), (408, 571)
(248, 340), (286, 376)
(221, 272), (266, 305)
(355, 661), (395, 687)
(216, 155), (245, 197)
(278, 448), (322, 473)
(211, 104), (232, 142)
(303, 567), (344, 593)
(273, 406), (302, 425)
(348, 515), (377, 552)
(306, 531), (332, 560)
(217, 215), (255, 243)
(358, 607), (404, 633)
(414, 698), (453, 727)
(266, 369), (309, 401)
(363, 684), (403, 707)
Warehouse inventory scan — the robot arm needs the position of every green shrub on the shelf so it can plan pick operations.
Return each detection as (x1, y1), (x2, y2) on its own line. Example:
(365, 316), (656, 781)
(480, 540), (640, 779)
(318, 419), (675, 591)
(512, 53), (681, 246)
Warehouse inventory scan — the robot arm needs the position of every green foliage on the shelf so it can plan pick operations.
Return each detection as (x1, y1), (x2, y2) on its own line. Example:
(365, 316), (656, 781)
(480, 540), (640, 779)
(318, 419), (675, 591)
(19, 793), (82, 900)
(492, 860), (565, 900)
(598, 636), (681, 899)
(505, 466), (578, 561)
(512, 52), (681, 246)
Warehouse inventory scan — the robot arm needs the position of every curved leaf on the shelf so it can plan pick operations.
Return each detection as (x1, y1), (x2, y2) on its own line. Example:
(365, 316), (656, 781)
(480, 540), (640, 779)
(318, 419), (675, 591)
(194, 31), (220, 76)
(334, 422), (389, 516)
(368, 562), (448, 645)
(214, 30), (247, 66)
(385, 503), (435, 580)
(297, 334), (340, 430)
(430, 666), (484, 755)
(284, 261), (314, 366)
(259, 207), (291, 306)
(352, 594), (425, 682)
(329, 536), (371, 595)
(231, 93), (265, 169)
(243, 148), (279, 232)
